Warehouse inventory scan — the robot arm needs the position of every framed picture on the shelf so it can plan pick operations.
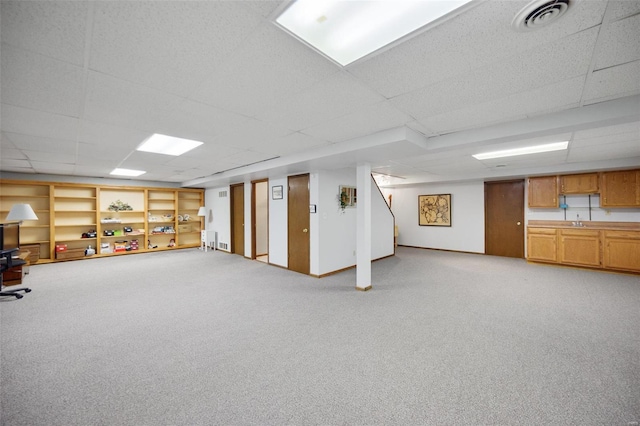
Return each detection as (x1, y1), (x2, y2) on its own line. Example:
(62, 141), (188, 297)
(339, 185), (357, 209)
(272, 185), (283, 200)
(418, 194), (451, 226)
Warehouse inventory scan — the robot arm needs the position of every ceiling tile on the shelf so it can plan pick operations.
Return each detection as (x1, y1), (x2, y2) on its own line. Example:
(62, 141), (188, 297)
(302, 101), (413, 143)
(1, 45), (85, 117)
(30, 161), (75, 174)
(582, 60), (640, 104)
(0, 148), (27, 160)
(78, 121), (150, 148)
(390, 28), (597, 120)
(77, 142), (133, 162)
(90, 1), (263, 97)
(23, 150), (76, 164)
(191, 23), (340, 117)
(572, 120), (640, 141)
(349, 0), (606, 98)
(594, 14), (640, 70)
(83, 72), (184, 132)
(251, 132), (330, 157)
(568, 140), (640, 162)
(255, 72), (385, 131)
(0, 1), (87, 65)
(4, 133), (77, 155)
(1, 104), (78, 141)
(605, 0), (640, 22)
(418, 76), (584, 134)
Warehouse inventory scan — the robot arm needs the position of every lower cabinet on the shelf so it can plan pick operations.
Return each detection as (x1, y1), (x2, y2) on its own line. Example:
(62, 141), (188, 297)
(558, 229), (601, 267)
(527, 227), (640, 273)
(603, 231), (640, 273)
(527, 228), (557, 262)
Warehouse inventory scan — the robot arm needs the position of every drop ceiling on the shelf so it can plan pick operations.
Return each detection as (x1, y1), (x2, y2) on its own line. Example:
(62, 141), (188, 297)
(1, 0), (639, 188)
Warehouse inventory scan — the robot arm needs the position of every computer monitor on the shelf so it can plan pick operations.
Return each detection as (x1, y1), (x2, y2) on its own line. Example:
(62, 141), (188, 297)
(0, 223), (20, 251)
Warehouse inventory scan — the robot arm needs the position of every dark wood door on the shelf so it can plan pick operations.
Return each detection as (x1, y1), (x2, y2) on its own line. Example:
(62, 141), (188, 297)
(231, 183), (244, 256)
(288, 174), (310, 274)
(485, 180), (525, 258)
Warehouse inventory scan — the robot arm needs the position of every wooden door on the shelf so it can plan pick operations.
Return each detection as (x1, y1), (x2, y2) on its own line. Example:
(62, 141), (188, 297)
(230, 184), (244, 256)
(485, 180), (525, 258)
(288, 174), (310, 274)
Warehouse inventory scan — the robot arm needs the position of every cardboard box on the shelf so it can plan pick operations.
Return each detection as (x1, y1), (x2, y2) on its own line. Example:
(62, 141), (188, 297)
(55, 248), (85, 260)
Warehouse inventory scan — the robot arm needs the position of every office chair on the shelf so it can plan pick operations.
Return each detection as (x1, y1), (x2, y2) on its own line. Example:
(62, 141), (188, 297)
(0, 248), (31, 299)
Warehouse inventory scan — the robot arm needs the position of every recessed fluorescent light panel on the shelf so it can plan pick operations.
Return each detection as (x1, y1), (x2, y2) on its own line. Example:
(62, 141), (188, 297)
(275, 0), (474, 66)
(472, 141), (569, 160)
(138, 133), (203, 156)
(110, 168), (146, 177)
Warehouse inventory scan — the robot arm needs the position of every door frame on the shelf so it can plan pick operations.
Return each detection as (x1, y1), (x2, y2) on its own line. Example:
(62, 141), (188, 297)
(287, 173), (310, 275)
(251, 179), (269, 261)
(230, 183), (244, 256)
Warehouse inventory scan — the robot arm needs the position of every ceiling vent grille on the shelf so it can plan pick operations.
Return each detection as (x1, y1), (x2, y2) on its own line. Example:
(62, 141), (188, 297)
(512, 0), (572, 31)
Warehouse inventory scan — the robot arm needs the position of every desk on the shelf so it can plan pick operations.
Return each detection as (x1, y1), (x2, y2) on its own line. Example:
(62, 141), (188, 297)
(1, 251), (29, 286)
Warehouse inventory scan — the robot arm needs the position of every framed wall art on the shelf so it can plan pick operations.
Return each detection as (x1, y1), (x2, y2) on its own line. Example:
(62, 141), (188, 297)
(272, 185), (283, 200)
(418, 194), (451, 226)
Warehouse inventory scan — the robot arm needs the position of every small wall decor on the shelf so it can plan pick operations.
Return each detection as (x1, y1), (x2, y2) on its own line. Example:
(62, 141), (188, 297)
(272, 185), (283, 200)
(419, 194), (451, 226)
(338, 185), (356, 212)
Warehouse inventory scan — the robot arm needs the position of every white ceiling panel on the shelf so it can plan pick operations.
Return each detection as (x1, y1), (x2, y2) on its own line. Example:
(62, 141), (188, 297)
(77, 121), (150, 148)
(215, 117), (293, 151)
(90, 1), (263, 97)
(1, 45), (85, 117)
(1, 104), (78, 141)
(191, 23), (340, 117)
(31, 161), (75, 174)
(23, 150), (76, 164)
(223, 151), (278, 167)
(76, 142), (133, 162)
(255, 72), (385, 131)
(302, 101), (413, 143)
(83, 72), (183, 132)
(251, 132), (330, 157)
(420, 76), (585, 134)
(3, 133), (77, 155)
(0, 1), (87, 66)
(572, 120), (640, 141)
(349, 0), (606, 99)
(390, 28), (597, 121)
(605, 0), (640, 22)
(568, 140), (640, 162)
(1, 158), (32, 170)
(0, 148), (27, 160)
(583, 60), (640, 104)
(594, 14), (640, 70)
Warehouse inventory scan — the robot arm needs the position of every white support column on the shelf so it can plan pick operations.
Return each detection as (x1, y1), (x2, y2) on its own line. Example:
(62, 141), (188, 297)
(356, 163), (372, 291)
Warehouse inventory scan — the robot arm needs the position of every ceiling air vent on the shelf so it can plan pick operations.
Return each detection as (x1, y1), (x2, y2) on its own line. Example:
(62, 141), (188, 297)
(512, 0), (572, 31)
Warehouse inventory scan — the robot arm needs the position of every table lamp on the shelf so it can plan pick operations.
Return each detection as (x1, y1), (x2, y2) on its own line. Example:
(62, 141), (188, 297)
(6, 204), (39, 223)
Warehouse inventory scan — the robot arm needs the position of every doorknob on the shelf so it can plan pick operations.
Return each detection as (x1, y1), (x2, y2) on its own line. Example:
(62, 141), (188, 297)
(303, 228), (308, 233)
(517, 222), (521, 225)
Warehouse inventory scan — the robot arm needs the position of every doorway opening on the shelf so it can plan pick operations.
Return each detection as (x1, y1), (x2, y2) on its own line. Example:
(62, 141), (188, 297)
(252, 179), (269, 263)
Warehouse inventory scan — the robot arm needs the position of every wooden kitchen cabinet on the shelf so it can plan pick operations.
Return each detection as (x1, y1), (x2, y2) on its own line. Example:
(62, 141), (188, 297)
(600, 169), (640, 207)
(527, 228), (558, 263)
(603, 230), (640, 273)
(559, 173), (599, 194)
(528, 176), (558, 208)
(558, 229), (601, 267)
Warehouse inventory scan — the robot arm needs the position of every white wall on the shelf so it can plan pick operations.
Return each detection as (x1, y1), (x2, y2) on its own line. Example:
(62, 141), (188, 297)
(205, 186), (230, 251)
(316, 169), (357, 275)
(525, 191), (640, 223)
(268, 177), (288, 268)
(371, 176), (395, 260)
(387, 181), (485, 253)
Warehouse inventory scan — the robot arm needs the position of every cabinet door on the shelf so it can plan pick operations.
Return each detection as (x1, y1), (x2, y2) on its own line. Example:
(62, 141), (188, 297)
(559, 173), (599, 194)
(603, 231), (640, 272)
(527, 228), (557, 262)
(528, 176), (558, 208)
(558, 229), (601, 267)
(600, 170), (639, 207)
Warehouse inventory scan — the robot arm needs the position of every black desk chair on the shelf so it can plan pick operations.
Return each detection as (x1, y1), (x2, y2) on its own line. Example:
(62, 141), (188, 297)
(0, 248), (31, 299)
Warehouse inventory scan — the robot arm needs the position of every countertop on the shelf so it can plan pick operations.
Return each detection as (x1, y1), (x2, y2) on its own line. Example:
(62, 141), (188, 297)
(527, 220), (640, 231)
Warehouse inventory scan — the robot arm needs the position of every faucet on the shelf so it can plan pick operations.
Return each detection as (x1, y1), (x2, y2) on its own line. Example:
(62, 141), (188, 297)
(574, 214), (583, 227)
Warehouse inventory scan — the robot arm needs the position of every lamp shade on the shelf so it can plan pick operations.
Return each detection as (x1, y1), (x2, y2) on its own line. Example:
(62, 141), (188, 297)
(6, 204), (38, 222)
(197, 207), (206, 217)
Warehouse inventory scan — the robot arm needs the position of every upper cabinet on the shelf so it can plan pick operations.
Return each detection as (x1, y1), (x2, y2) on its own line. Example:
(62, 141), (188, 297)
(559, 173), (599, 194)
(528, 176), (558, 208)
(600, 170), (640, 207)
